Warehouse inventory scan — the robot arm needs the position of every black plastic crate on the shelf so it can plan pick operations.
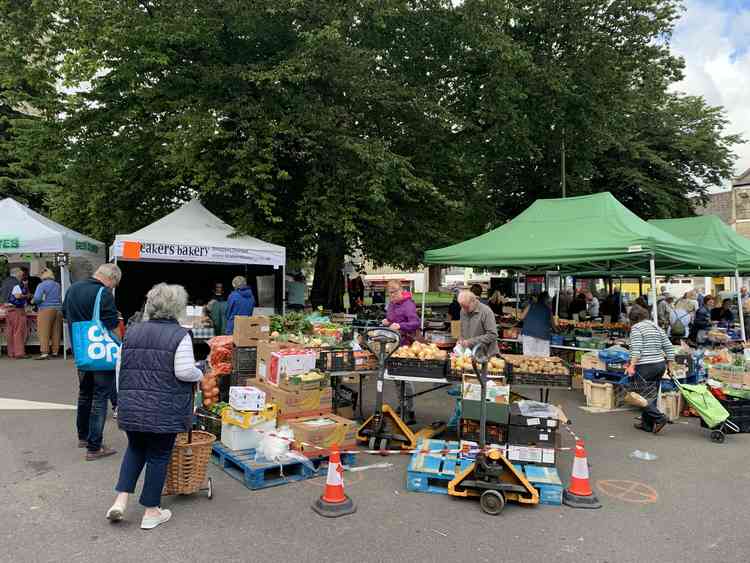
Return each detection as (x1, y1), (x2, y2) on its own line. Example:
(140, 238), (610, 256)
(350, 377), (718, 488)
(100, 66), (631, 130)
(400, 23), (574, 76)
(194, 408), (222, 439)
(335, 384), (359, 410)
(720, 397), (750, 418)
(232, 346), (257, 376)
(507, 364), (572, 388)
(386, 357), (448, 379)
(316, 349), (355, 372)
(230, 372), (255, 388)
(218, 374), (231, 402)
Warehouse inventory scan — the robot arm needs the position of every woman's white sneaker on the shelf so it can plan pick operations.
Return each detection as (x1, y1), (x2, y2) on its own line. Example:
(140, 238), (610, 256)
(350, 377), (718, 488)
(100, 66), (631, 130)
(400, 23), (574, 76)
(141, 508), (172, 530)
(106, 503), (125, 522)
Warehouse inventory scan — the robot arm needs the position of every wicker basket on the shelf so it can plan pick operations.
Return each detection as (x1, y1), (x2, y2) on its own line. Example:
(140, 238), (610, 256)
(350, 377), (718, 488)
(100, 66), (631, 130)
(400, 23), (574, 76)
(163, 430), (216, 496)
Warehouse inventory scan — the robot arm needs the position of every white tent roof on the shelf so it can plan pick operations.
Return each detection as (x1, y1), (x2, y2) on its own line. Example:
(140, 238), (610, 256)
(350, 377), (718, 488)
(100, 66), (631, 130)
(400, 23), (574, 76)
(111, 199), (285, 267)
(0, 197), (105, 259)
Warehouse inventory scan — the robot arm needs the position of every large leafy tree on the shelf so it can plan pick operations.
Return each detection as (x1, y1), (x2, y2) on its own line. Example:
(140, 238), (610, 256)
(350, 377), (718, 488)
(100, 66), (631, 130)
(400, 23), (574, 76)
(0, 0), (742, 309)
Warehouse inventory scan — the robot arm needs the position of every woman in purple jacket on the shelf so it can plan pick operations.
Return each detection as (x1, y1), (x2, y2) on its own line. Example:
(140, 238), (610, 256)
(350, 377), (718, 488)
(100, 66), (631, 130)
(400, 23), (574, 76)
(383, 280), (420, 345)
(383, 280), (420, 423)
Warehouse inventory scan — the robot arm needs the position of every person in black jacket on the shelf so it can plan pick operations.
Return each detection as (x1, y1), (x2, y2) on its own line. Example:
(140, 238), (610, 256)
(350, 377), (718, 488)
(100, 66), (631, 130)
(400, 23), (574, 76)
(63, 263), (122, 461)
(689, 295), (714, 344)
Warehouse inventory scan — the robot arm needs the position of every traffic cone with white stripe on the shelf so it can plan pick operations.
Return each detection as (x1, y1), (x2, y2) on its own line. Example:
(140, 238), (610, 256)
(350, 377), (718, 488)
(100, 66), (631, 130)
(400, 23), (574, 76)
(563, 439), (602, 509)
(312, 445), (356, 517)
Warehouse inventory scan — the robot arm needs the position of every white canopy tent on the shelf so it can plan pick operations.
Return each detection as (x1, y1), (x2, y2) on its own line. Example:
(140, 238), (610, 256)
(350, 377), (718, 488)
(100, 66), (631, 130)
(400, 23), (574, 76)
(0, 197), (106, 357)
(110, 199), (286, 314)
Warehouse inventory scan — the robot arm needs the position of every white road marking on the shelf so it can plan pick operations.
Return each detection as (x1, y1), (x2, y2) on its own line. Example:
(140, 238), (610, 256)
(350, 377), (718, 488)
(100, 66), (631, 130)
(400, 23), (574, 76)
(0, 398), (76, 410)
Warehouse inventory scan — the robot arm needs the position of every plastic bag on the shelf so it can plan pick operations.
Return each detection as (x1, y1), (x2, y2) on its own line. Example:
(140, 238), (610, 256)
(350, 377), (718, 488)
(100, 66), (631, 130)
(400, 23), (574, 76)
(516, 400), (558, 419)
(257, 426), (294, 462)
(598, 346), (630, 364)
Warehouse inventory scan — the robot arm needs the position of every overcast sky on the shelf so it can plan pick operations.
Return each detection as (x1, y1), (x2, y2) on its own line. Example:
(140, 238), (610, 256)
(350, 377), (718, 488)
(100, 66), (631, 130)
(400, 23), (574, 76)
(671, 0), (750, 180)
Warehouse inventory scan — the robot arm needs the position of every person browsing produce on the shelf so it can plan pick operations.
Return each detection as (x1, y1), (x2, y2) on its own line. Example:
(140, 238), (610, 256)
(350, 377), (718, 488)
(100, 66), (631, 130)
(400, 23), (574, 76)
(519, 291), (557, 357)
(457, 290), (499, 356)
(383, 280), (420, 345)
(627, 305), (674, 434)
(225, 276), (255, 335)
(107, 283), (204, 530)
(690, 294), (714, 344)
(382, 280), (420, 424)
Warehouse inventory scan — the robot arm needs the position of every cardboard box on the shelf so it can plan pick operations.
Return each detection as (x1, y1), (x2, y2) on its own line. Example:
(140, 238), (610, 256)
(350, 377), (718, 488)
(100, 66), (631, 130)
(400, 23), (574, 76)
(460, 418), (507, 444)
(509, 403), (559, 429)
(232, 315), (271, 346)
(253, 380), (332, 418)
(278, 371), (330, 393)
(256, 341), (299, 380)
(462, 374), (509, 403)
(229, 386), (266, 411)
(266, 349), (317, 386)
(287, 414), (357, 452)
(508, 424), (556, 447)
(450, 321), (462, 339)
(506, 444), (556, 467)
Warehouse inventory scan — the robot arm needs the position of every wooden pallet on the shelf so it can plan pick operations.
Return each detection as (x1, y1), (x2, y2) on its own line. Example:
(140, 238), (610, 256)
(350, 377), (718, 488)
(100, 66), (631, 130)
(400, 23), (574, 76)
(406, 439), (473, 495)
(210, 442), (356, 491)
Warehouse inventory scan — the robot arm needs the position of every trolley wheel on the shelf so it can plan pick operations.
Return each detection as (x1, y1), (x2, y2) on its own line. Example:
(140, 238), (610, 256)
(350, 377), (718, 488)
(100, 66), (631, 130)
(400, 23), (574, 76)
(710, 430), (725, 444)
(379, 438), (389, 452)
(479, 490), (506, 515)
(207, 477), (213, 499)
(368, 437), (377, 451)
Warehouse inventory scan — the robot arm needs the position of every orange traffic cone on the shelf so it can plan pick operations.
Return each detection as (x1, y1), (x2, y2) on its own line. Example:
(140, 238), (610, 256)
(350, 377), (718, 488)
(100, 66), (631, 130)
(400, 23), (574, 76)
(563, 439), (602, 509)
(312, 445), (356, 518)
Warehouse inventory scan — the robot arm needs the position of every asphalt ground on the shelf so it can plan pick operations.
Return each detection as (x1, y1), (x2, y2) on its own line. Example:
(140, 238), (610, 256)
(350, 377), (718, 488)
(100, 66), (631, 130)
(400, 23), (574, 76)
(1, 357), (750, 563)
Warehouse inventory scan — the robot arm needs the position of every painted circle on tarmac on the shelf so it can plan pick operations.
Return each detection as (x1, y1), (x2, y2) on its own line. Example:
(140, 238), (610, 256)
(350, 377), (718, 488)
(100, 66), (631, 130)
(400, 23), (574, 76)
(596, 480), (658, 504)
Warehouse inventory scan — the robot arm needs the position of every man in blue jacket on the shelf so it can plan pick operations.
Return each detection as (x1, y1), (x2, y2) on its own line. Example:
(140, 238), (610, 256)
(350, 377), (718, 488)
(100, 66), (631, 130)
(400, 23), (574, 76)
(225, 275), (255, 335)
(63, 263), (122, 461)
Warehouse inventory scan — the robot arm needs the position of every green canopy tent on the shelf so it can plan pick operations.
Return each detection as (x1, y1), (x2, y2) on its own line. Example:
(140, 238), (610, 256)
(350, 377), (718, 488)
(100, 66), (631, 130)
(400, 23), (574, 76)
(649, 215), (750, 340)
(424, 192), (736, 324)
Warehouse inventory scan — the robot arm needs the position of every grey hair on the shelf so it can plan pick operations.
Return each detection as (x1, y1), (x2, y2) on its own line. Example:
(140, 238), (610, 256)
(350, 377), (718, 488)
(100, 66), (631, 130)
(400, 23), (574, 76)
(144, 283), (188, 320)
(232, 275), (247, 289)
(457, 290), (477, 306)
(95, 263), (122, 286)
(10, 267), (23, 278)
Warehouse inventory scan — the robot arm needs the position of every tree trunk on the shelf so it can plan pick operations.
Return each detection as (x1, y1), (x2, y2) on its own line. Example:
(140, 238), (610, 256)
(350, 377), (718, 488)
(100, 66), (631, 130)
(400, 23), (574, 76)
(310, 233), (345, 312)
(428, 266), (442, 292)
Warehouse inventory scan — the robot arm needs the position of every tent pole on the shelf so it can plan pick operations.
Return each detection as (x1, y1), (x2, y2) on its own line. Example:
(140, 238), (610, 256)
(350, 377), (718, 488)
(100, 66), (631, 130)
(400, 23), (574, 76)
(736, 270), (746, 342)
(649, 255), (658, 321)
(555, 267), (560, 317)
(61, 264), (69, 360)
(420, 284), (426, 333)
(282, 265), (286, 315)
(515, 272), (519, 318)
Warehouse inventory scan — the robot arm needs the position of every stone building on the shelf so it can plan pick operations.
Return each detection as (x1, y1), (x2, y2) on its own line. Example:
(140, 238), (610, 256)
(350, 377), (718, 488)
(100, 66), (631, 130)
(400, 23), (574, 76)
(694, 167), (750, 236)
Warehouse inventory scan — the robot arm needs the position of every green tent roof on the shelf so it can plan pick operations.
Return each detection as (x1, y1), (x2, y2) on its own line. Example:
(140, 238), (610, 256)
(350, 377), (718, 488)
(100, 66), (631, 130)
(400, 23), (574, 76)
(649, 215), (750, 274)
(424, 192), (735, 273)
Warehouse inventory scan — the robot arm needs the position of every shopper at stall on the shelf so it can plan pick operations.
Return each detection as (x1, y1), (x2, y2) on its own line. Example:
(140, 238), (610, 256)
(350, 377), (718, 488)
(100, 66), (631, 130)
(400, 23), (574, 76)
(627, 305), (674, 434)
(488, 290), (505, 315)
(4, 267), (30, 359)
(558, 288), (574, 319)
(458, 290), (499, 357)
(447, 288), (461, 321)
(64, 263), (122, 460)
(383, 280), (421, 423)
(569, 292), (587, 319)
(711, 298), (735, 323)
(470, 283), (485, 303)
(585, 291), (600, 318)
(206, 282), (228, 336)
(106, 283), (203, 530)
(519, 291), (557, 357)
(32, 268), (63, 359)
(656, 292), (675, 333)
(225, 276), (255, 335)
(689, 295), (714, 344)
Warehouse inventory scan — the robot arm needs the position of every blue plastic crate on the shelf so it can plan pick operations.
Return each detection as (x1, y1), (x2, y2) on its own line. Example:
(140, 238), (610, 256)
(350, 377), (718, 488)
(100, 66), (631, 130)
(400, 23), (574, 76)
(407, 439), (473, 495)
(583, 369), (629, 385)
(550, 335), (564, 345)
(523, 465), (563, 506)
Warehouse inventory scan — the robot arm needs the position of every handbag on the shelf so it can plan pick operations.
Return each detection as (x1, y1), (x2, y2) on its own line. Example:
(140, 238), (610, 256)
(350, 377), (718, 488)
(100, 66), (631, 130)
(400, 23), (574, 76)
(72, 287), (122, 371)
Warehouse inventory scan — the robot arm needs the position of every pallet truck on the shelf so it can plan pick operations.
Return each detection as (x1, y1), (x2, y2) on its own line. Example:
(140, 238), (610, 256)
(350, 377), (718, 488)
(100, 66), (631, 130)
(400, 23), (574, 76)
(448, 345), (539, 515)
(356, 328), (446, 450)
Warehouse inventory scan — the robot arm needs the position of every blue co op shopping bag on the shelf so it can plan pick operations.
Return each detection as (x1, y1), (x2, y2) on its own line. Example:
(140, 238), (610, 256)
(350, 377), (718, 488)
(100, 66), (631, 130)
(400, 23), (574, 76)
(72, 287), (121, 371)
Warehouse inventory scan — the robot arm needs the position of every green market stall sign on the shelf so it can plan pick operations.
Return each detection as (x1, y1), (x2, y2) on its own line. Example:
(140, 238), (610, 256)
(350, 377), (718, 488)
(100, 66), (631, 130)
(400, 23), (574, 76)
(0, 237), (20, 250)
(76, 240), (99, 254)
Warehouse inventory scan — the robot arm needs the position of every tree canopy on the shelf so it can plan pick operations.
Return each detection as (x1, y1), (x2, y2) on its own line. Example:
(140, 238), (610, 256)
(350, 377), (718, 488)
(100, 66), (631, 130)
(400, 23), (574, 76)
(0, 0), (742, 308)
